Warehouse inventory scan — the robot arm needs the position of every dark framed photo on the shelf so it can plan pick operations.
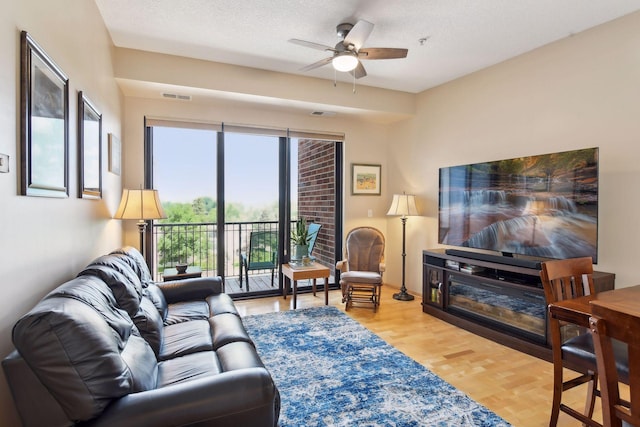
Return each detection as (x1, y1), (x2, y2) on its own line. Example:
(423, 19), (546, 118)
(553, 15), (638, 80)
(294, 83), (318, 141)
(20, 31), (69, 198)
(78, 91), (102, 199)
(351, 163), (381, 195)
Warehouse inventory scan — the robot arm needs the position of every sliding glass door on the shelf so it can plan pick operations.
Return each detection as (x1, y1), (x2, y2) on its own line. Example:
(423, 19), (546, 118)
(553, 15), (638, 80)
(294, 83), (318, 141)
(145, 120), (343, 299)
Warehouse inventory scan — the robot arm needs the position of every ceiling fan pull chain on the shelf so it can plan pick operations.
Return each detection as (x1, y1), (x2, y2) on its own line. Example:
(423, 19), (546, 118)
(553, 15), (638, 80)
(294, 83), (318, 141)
(353, 73), (357, 94)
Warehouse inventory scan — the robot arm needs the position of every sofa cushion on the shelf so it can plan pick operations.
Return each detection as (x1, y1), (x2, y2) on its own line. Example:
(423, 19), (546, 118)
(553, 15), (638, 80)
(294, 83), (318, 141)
(216, 341), (265, 372)
(111, 246), (154, 288)
(157, 352), (221, 388)
(145, 284), (169, 321)
(45, 275), (133, 345)
(132, 297), (165, 357)
(160, 320), (213, 361)
(79, 255), (143, 317)
(207, 293), (240, 317)
(210, 313), (254, 350)
(12, 296), (142, 422)
(164, 300), (210, 325)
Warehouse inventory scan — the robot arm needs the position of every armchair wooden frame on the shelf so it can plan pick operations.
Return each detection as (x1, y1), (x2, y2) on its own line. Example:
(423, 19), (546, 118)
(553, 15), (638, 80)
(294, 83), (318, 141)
(336, 227), (385, 312)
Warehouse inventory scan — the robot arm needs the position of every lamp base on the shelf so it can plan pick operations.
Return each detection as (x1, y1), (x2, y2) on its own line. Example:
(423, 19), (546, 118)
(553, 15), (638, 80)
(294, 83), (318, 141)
(393, 290), (415, 301)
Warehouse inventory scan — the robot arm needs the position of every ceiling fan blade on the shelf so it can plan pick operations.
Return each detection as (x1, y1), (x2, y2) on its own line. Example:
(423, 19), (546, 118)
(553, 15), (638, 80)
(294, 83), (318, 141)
(359, 47), (408, 60)
(349, 61), (367, 79)
(289, 39), (335, 52)
(344, 19), (374, 51)
(300, 56), (333, 72)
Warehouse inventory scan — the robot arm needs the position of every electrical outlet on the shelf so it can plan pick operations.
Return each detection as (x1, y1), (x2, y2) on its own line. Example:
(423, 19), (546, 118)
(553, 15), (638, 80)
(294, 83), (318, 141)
(0, 153), (8, 173)
(367, 209), (373, 218)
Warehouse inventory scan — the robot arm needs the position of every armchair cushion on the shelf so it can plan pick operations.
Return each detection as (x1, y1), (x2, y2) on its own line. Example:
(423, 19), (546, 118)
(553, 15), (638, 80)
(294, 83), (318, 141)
(339, 271), (382, 284)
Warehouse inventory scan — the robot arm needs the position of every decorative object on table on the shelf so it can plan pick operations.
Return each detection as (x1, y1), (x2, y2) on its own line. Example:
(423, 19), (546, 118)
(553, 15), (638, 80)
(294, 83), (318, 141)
(20, 31), (69, 198)
(386, 192), (419, 301)
(175, 263), (188, 274)
(290, 218), (311, 263)
(242, 306), (510, 426)
(113, 188), (167, 260)
(336, 227), (385, 312)
(77, 91), (102, 199)
(351, 163), (381, 195)
(108, 133), (121, 175)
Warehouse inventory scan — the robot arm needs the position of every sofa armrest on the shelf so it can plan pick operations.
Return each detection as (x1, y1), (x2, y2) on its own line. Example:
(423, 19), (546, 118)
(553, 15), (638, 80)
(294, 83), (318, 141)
(86, 368), (278, 427)
(156, 276), (223, 304)
(336, 259), (347, 271)
(379, 263), (386, 273)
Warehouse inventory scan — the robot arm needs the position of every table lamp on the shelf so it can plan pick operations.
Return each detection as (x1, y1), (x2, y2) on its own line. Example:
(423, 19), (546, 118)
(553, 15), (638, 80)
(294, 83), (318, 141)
(387, 192), (419, 301)
(114, 188), (167, 258)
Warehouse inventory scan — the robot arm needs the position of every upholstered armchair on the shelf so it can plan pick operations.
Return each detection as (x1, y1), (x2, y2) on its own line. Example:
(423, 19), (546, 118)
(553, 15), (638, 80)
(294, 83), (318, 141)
(336, 227), (385, 311)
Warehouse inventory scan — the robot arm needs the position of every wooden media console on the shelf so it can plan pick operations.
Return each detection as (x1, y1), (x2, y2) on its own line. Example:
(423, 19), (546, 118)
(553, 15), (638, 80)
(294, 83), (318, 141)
(422, 249), (615, 361)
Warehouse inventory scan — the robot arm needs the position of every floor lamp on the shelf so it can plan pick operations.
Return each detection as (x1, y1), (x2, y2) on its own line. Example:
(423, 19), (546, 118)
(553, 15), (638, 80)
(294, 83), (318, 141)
(387, 193), (419, 301)
(114, 188), (167, 261)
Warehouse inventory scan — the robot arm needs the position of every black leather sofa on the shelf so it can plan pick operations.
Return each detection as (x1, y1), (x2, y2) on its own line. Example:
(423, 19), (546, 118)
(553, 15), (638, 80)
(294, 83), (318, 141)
(2, 247), (279, 427)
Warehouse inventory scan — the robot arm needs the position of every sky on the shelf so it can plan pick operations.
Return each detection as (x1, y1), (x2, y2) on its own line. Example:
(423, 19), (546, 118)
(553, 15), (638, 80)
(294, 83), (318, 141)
(153, 126), (298, 207)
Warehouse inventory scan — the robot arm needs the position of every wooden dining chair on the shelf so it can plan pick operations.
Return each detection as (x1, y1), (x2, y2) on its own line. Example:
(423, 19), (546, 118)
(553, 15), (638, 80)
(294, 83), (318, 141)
(540, 257), (602, 427)
(590, 305), (638, 427)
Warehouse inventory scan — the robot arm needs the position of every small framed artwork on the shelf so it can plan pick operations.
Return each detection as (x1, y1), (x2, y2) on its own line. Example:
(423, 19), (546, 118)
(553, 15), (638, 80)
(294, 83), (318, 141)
(108, 133), (121, 175)
(351, 163), (381, 195)
(20, 31), (69, 197)
(78, 91), (102, 199)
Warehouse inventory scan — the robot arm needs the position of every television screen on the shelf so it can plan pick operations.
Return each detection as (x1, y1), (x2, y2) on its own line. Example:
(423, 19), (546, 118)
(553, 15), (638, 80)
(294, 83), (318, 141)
(438, 148), (598, 262)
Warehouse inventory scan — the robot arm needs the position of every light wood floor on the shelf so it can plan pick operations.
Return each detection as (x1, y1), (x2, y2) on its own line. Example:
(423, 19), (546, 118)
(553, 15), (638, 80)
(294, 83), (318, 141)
(235, 286), (606, 427)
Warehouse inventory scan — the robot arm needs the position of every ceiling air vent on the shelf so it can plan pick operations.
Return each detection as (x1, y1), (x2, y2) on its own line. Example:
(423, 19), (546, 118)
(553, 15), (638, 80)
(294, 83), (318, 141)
(162, 92), (192, 101)
(310, 111), (336, 117)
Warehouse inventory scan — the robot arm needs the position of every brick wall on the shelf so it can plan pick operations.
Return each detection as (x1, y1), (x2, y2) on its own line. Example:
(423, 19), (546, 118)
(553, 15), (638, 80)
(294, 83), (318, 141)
(297, 139), (336, 277)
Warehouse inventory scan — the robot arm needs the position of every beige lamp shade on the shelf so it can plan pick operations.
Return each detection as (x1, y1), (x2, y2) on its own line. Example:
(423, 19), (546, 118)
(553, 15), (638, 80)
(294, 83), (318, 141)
(114, 189), (167, 220)
(386, 193), (419, 218)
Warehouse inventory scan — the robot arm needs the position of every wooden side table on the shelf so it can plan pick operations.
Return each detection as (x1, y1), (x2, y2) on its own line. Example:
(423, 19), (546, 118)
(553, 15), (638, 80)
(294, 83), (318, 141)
(281, 262), (330, 309)
(163, 266), (202, 282)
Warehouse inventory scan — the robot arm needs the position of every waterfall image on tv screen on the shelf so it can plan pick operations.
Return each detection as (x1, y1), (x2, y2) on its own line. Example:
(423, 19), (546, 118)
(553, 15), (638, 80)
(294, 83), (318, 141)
(438, 147), (598, 262)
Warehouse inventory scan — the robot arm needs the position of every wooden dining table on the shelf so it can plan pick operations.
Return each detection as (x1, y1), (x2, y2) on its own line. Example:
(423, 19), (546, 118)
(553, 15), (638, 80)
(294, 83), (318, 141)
(548, 285), (640, 327)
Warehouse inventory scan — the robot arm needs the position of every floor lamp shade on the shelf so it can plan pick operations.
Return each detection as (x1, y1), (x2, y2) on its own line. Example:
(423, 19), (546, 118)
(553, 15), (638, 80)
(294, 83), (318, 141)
(114, 189), (167, 260)
(114, 189), (167, 221)
(387, 193), (419, 301)
(386, 193), (419, 218)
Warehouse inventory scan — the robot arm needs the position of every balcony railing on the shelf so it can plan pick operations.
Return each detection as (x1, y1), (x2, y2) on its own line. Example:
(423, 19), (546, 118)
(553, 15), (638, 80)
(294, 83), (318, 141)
(152, 220), (285, 282)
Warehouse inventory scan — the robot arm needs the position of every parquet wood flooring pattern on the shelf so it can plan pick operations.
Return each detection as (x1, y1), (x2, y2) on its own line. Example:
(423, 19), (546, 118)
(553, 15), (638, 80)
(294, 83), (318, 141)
(235, 286), (623, 426)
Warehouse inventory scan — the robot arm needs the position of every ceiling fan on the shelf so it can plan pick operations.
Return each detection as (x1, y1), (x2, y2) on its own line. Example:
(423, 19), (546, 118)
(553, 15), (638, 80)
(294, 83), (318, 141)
(289, 20), (408, 79)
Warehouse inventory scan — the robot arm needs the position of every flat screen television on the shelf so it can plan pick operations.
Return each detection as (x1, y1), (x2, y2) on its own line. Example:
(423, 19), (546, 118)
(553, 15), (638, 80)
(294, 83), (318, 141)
(438, 147), (599, 263)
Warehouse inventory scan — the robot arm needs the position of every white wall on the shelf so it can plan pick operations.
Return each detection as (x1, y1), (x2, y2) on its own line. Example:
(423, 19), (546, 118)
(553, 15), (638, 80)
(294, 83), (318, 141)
(388, 11), (640, 294)
(0, 1), (122, 424)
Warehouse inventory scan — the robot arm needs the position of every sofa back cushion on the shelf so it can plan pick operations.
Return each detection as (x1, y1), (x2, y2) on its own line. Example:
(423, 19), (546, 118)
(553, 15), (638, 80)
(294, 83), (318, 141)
(111, 246), (154, 287)
(133, 297), (165, 357)
(145, 284), (169, 320)
(79, 254), (143, 317)
(12, 279), (158, 422)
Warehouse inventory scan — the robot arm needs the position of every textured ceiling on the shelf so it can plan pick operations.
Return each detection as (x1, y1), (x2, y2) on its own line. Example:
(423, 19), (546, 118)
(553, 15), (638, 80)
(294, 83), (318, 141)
(95, 0), (640, 93)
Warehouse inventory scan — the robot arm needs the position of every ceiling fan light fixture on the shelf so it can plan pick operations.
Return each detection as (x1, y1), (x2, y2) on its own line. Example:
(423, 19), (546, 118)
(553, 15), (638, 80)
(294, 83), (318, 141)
(332, 52), (358, 72)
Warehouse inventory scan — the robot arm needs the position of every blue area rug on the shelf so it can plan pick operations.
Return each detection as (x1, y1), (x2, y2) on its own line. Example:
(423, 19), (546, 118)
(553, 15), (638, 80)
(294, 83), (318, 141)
(242, 306), (511, 426)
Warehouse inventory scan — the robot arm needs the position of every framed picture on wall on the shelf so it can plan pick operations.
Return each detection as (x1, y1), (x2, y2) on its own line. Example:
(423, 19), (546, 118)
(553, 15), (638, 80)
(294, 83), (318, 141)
(78, 91), (102, 199)
(351, 163), (381, 195)
(20, 31), (69, 198)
